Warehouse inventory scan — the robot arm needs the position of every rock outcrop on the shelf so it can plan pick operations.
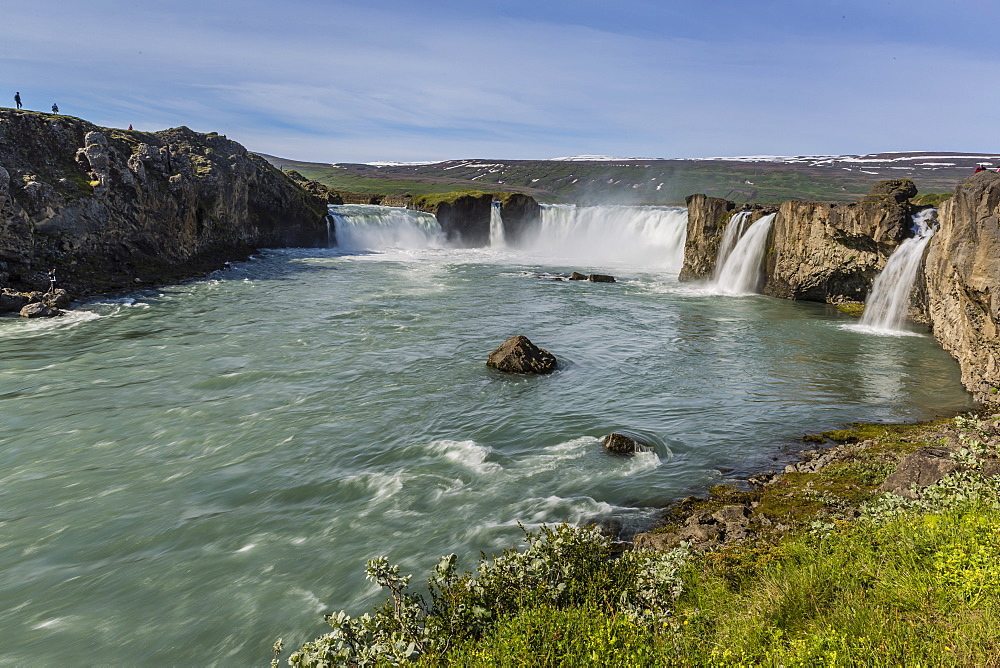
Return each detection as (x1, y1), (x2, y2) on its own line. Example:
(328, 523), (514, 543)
(0, 110), (328, 296)
(922, 172), (1000, 401)
(413, 192), (493, 247)
(486, 335), (557, 374)
(681, 181), (914, 302)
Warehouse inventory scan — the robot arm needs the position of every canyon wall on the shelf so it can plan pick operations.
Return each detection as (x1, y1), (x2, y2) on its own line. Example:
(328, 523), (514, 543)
(923, 172), (1000, 402)
(0, 110), (327, 295)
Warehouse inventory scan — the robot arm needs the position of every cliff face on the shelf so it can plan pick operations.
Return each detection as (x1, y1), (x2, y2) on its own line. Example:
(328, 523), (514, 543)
(923, 172), (1000, 401)
(0, 110), (327, 295)
(682, 181), (914, 302)
(497, 193), (541, 246)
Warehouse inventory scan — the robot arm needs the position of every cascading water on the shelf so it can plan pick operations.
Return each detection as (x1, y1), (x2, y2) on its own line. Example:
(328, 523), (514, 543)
(715, 211), (753, 274)
(325, 213), (334, 248)
(858, 208), (937, 333)
(519, 204), (688, 271)
(713, 213), (776, 295)
(329, 204), (444, 251)
(489, 201), (506, 248)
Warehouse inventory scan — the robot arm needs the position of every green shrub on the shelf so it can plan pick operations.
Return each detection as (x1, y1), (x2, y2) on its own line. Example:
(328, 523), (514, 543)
(282, 524), (690, 666)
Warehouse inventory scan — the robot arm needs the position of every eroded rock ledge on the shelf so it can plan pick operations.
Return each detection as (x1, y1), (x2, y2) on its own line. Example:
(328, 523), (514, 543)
(0, 110), (329, 297)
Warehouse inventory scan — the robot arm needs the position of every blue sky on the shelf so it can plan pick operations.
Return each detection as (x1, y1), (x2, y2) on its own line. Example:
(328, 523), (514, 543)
(3, 1), (998, 162)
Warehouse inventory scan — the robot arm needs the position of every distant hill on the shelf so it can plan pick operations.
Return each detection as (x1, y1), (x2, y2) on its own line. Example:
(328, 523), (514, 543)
(256, 152), (1000, 204)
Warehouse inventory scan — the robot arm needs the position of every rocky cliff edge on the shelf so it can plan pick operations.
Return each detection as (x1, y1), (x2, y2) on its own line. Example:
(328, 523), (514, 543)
(923, 172), (1000, 402)
(0, 110), (328, 295)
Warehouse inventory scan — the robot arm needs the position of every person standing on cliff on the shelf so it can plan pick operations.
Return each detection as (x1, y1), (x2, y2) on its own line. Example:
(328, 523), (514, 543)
(51, 103), (58, 114)
(47, 268), (56, 293)
(14, 92), (21, 109)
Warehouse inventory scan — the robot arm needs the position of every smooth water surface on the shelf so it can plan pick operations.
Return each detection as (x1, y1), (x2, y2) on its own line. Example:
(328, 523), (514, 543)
(0, 212), (974, 665)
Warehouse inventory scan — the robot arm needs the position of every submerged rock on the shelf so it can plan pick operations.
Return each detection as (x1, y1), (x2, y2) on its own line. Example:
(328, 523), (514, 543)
(19, 302), (61, 318)
(569, 272), (587, 281)
(602, 432), (651, 455)
(486, 335), (557, 374)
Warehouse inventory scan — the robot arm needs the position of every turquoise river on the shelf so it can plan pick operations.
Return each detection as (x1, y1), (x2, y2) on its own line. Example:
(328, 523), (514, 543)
(0, 204), (974, 665)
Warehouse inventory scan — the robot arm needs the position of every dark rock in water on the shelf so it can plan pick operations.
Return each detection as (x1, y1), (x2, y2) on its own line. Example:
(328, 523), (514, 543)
(589, 273), (615, 283)
(0, 288), (29, 313)
(20, 302), (61, 318)
(486, 335), (557, 374)
(44, 289), (71, 308)
(569, 272), (587, 281)
(602, 432), (651, 455)
(879, 446), (961, 499)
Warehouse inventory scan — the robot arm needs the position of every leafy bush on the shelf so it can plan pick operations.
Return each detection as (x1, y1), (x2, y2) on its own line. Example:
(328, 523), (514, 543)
(281, 524), (690, 666)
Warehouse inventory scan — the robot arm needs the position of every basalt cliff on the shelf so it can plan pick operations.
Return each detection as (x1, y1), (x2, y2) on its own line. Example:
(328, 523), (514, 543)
(922, 172), (1000, 402)
(0, 110), (328, 296)
(684, 177), (1000, 403)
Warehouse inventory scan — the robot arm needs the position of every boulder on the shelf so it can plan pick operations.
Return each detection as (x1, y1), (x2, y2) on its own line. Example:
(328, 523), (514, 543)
(879, 446), (962, 499)
(589, 274), (615, 283)
(486, 335), (557, 374)
(602, 432), (651, 455)
(0, 288), (29, 313)
(44, 289), (71, 308)
(569, 272), (587, 281)
(19, 302), (61, 318)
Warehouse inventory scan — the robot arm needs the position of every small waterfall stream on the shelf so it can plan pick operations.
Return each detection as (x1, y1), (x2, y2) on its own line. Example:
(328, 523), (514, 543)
(858, 209), (937, 333)
(489, 201), (506, 248)
(715, 210), (753, 273)
(713, 213), (776, 295)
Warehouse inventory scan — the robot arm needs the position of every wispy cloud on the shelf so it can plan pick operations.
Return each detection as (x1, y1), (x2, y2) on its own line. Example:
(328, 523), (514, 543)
(2, 1), (998, 161)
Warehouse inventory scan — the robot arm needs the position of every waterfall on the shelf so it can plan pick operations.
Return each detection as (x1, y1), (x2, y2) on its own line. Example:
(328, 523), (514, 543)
(328, 204), (444, 251)
(325, 214), (333, 248)
(712, 213), (776, 295)
(858, 208), (936, 332)
(519, 204), (688, 271)
(715, 211), (753, 274)
(490, 201), (506, 248)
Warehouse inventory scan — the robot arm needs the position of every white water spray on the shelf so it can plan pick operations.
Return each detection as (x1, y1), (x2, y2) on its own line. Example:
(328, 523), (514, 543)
(858, 208), (936, 333)
(715, 211), (752, 274)
(490, 201), (506, 248)
(713, 213), (776, 295)
(328, 204), (444, 251)
(325, 214), (333, 248)
(519, 204), (688, 271)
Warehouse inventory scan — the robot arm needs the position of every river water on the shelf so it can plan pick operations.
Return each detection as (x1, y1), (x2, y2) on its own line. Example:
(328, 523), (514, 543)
(0, 204), (973, 665)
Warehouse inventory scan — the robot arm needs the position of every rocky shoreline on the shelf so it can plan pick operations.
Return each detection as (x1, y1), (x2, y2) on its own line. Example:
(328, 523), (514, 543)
(629, 407), (997, 553)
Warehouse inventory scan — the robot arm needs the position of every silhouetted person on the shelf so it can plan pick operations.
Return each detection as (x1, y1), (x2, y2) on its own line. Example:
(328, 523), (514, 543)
(14, 92), (21, 109)
(51, 103), (58, 114)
